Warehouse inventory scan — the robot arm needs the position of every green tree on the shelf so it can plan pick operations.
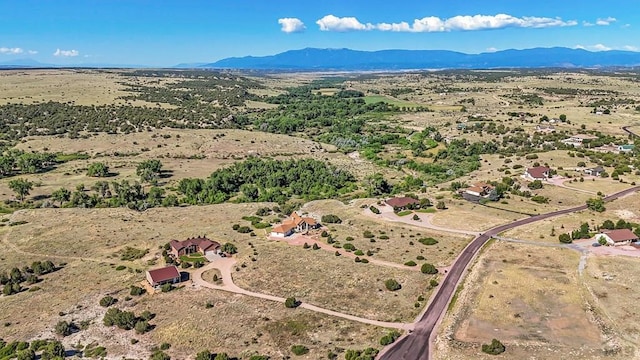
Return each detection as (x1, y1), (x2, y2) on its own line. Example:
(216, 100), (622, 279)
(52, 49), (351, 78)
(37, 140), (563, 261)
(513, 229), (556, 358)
(149, 350), (171, 360)
(54, 320), (74, 337)
(481, 339), (506, 355)
(51, 187), (71, 206)
(8, 178), (33, 202)
(435, 201), (446, 210)
(365, 173), (392, 196)
(291, 345), (309, 356)
(598, 236), (608, 246)
(213, 353), (230, 360)
(601, 220), (615, 230)
(87, 162), (110, 177)
(586, 197), (606, 212)
(16, 349), (36, 360)
(285, 297), (300, 308)
(221, 242), (237, 254)
(384, 279), (401, 291)
(558, 233), (572, 244)
(41, 341), (65, 360)
(421, 263), (438, 274)
(137, 159), (163, 184)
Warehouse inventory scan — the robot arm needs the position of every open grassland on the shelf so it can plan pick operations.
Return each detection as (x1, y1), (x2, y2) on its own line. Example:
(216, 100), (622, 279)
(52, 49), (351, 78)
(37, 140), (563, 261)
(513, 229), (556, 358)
(302, 200), (473, 266)
(436, 241), (620, 360)
(234, 240), (431, 322)
(141, 289), (385, 359)
(428, 200), (521, 231)
(585, 256), (640, 350)
(561, 178), (633, 195)
(0, 69), (175, 107)
(3, 203), (275, 264)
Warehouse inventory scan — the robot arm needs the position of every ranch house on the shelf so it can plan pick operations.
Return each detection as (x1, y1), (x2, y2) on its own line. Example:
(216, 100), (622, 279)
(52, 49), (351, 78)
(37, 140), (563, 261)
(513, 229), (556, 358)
(385, 196), (420, 210)
(270, 212), (319, 238)
(146, 265), (181, 287)
(596, 229), (639, 246)
(524, 166), (551, 181)
(169, 236), (221, 258)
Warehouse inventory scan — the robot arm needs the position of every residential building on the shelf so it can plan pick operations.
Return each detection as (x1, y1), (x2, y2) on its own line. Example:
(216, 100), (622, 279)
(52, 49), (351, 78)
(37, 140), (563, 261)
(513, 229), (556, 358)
(462, 182), (495, 197)
(562, 134), (598, 147)
(270, 212), (319, 238)
(169, 236), (221, 258)
(618, 144), (635, 153)
(385, 196), (420, 210)
(595, 229), (639, 246)
(524, 166), (551, 181)
(584, 166), (605, 177)
(146, 265), (181, 287)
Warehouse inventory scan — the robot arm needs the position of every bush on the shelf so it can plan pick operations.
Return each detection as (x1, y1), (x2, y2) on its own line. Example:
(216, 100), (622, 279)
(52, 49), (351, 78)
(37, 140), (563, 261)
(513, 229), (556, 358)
(120, 247), (149, 261)
(363, 230), (374, 238)
(481, 339), (506, 355)
(115, 265), (126, 271)
(87, 162), (110, 177)
(354, 250), (364, 256)
(150, 350), (171, 360)
(221, 243), (238, 254)
(418, 237), (438, 245)
(421, 263), (438, 274)
(384, 279), (401, 291)
(429, 279), (439, 288)
(160, 343), (171, 351)
(291, 345), (309, 355)
(236, 226), (252, 233)
(321, 214), (342, 224)
(160, 283), (174, 292)
(412, 214), (420, 221)
(99, 295), (118, 307)
(369, 206), (380, 214)
(379, 330), (401, 346)
(558, 233), (572, 244)
(285, 297), (300, 308)
(135, 320), (151, 334)
(54, 320), (76, 337)
(404, 260), (417, 267)
(312, 243), (320, 250)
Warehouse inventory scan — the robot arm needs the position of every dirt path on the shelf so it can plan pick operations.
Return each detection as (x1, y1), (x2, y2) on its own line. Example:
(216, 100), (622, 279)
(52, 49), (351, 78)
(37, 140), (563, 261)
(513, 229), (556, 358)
(192, 258), (414, 331)
(364, 206), (480, 236)
(546, 176), (598, 195)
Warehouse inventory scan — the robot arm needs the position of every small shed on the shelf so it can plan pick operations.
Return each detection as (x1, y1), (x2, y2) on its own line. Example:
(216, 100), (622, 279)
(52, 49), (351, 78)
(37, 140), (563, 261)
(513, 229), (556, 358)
(146, 265), (181, 287)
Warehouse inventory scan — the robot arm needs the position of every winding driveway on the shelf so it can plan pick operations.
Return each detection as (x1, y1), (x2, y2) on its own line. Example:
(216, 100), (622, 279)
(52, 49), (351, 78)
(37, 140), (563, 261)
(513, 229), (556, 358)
(192, 258), (414, 331)
(378, 185), (640, 360)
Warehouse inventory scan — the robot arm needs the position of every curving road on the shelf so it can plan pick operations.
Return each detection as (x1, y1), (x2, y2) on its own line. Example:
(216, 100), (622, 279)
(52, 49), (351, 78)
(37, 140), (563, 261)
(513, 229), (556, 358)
(379, 185), (640, 360)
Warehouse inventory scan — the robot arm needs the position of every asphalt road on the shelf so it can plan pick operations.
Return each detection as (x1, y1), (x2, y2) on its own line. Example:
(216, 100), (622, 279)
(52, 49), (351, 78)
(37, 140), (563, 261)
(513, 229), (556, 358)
(379, 185), (640, 360)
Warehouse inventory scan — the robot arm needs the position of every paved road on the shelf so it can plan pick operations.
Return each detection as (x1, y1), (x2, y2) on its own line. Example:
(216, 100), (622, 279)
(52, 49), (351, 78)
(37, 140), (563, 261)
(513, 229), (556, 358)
(379, 185), (640, 360)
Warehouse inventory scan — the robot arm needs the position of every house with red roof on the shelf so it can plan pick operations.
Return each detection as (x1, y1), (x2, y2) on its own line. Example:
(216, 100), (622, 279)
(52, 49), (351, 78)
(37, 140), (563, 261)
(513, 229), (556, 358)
(169, 236), (221, 258)
(524, 166), (551, 181)
(462, 182), (495, 198)
(596, 229), (639, 246)
(385, 196), (420, 210)
(146, 265), (181, 287)
(270, 212), (319, 238)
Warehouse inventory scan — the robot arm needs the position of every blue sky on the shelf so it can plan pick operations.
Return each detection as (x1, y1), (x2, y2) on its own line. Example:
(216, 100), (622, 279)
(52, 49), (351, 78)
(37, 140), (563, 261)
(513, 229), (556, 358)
(0, 0), (638, 66)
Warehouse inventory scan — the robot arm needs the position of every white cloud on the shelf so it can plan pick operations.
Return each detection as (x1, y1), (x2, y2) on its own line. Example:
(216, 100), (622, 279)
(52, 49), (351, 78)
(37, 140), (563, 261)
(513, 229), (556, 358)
(53, 48), (79, 57)
(316, 15), (375, 32)
(596, 17), (616, 26)
(624, 45), (639, 51)
(317, 13), (577, 32)
(575, 44), (614, 51)
(0, 47), (24, 54)
(486, 47), (498, 52)
(28, 50), (38, 55)
(278, 18), (306, 33)
(583, 21), (594, 27)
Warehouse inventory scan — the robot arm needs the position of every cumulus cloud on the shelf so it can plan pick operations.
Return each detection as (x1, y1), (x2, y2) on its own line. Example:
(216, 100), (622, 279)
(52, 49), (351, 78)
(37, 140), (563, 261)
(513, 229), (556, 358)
(53, 48), (79, 57)
(0, 47), (24, 54)
(28, 50), (38, 55)
(486, 47), (498, 52)
(278, 17), (306, 33)
(596, 17), (616, 26)
(316, 15), (375, 32)
(624, 45), (639, 51)
(317, 13), (577, 32)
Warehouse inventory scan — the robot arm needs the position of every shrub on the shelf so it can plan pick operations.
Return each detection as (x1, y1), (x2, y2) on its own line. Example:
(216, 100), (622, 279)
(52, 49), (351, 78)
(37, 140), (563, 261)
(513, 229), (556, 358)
(160, 283), (174, 292)
(421, 263), (438, 274)
(135, 320), (151, 334)
(384, 279), (401, 291)
(54, 320), (76, 337)
(99, 295), (118, 307)
(160, 343), (171, 351)
(87, 162), (109, 177)
(312, 243), (320, 250)
(321, 230), (329, 237)
(285, 297), (300, 308)
(115, 265), (126, 271)
(150, 350), (171, 360)
(354, 250), (364, 256)
(558, 233), (572, 244)
(291, 345), (309, 356)
(343, 243), (356, 251)
(321, 214), (342, 224)
(412, 214), (420, 221)
(369, 206), (380, 214)
(221, 243), (238, 254)
(418, 237), (438, 245)
(430, 279), (439, 288)
(236, 226), (252, 233)
(481, 339), (506, 355)
(379, 330), (401, 346)
(120, 247), (149, 261)
(404, 260), (417, 266)
(363, 230), (374, 238)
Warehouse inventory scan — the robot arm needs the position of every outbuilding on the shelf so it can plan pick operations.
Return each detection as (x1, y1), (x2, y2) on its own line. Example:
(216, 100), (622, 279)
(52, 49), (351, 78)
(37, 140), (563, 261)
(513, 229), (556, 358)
(146, 265), (181, 287)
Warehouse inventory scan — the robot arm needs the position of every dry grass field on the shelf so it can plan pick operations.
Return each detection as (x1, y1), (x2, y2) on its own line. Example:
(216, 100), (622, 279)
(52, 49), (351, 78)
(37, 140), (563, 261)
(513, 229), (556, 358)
(234, 240), (431, 322)
(0, 204), (393, 358)
(436, 241), (626, 360)
(585, 256), (640, 350)
(302, 200), (473, 266)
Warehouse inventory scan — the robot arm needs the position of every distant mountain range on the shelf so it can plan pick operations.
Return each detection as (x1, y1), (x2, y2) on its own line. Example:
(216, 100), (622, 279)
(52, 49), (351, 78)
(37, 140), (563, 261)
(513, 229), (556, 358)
(2, 47), (640, 70)
(203, 47), (640, 70)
